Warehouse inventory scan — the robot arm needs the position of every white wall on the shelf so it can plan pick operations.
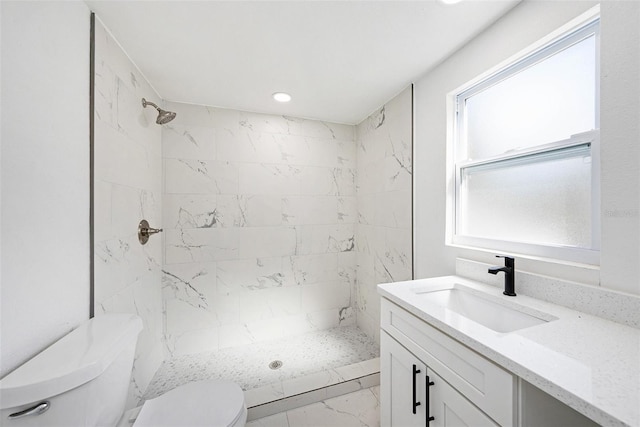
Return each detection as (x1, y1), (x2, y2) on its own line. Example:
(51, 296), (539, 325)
(599, 1), (640, 293)
(414, 1), (640, 295)
(355, 86), (413, 344)
(161, 102), (357, 356)
(0, 1), (91, 377)
(93, 18), (164, 408)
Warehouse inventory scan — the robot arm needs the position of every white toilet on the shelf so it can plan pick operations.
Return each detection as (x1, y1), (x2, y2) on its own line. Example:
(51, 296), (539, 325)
(0, 314), (247, 427)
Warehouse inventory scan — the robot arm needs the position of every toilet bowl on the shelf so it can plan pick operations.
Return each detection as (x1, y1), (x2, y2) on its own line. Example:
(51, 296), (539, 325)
(123, 380), (247, 427)
(0, 314), (246, 427)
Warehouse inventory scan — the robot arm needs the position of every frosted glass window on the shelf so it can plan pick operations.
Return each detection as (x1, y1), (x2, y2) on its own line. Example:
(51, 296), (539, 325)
(464, 35), (596, 160)
(459, 147), (592, 247)
(451, 16), (600, 260)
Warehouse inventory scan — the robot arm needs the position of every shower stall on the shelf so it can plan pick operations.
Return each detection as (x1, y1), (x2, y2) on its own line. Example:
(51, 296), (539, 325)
(92, 15), (412, 416)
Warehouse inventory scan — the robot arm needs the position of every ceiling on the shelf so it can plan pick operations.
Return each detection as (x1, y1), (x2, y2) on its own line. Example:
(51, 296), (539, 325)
(86, 0), (520, 125)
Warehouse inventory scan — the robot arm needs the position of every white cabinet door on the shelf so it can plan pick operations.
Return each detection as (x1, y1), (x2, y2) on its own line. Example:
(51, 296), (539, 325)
(381, 331), (427, 427)
(429, 369), (499, 427)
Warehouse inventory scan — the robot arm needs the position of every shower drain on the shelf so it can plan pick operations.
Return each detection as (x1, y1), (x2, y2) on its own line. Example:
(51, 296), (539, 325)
(268, 360), (283, 370)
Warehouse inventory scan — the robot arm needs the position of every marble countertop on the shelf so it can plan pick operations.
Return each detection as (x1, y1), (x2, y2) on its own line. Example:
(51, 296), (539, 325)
(378, 276), (640, 427)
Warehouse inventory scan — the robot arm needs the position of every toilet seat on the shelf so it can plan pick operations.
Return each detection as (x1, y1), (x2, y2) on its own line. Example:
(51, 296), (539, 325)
(133, 380), (246, 427)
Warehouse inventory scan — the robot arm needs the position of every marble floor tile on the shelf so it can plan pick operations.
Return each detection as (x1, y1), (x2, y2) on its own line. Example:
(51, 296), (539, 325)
(246, 412), (290, 427)
(248, 387), (379, 427)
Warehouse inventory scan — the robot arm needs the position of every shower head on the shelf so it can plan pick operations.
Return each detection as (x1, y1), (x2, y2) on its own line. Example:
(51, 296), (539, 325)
(142, 98), (176, 125)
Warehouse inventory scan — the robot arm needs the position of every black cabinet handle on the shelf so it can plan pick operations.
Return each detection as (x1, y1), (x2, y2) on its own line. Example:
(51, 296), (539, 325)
(426, 375), (435, 424)
(413, 364), (421, 414)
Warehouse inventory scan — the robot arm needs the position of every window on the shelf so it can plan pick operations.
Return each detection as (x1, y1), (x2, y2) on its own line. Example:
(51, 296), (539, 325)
(449, 14), (600, 264)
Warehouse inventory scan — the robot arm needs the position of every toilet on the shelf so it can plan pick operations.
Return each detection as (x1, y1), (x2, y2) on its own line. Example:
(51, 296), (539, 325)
(0, 314), (247, 427)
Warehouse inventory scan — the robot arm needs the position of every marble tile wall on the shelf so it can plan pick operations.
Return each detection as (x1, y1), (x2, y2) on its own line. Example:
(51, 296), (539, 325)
(161, 103), (358, 356)
(355, 86), (413, 344)
(93, 18), (165, 409)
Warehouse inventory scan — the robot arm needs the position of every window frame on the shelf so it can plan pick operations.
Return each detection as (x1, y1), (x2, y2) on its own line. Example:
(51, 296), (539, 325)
(447, 10), (601, 266)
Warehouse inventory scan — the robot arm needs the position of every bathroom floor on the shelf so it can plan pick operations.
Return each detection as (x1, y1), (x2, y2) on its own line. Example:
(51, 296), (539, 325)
(144, 325), (379, 399)
(247, 386), (380, 427)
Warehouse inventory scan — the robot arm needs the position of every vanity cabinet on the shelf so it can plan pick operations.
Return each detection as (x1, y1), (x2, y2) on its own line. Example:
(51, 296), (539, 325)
(381, 331), (498, 426)
(380, 297), (602, 427)
(380, 298), (514, 427)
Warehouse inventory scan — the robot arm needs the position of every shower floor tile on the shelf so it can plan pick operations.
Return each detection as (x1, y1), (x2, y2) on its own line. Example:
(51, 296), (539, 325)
(143, 325), (379, 400)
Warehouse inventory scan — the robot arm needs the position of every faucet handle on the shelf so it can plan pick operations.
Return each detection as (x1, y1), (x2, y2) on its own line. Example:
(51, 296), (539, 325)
(495, 255), (515, 267)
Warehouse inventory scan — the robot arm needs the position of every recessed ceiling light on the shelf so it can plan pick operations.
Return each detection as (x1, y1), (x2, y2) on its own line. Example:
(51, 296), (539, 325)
(272, 92), (292, 103)
(438, 0), (463, 4)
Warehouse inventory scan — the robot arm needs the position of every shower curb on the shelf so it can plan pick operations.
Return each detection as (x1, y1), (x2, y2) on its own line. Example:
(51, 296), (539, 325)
(246, 372), (380, 421)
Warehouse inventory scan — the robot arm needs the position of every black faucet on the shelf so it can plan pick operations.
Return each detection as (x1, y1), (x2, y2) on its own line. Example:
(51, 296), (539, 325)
(488, 255), (516, 296)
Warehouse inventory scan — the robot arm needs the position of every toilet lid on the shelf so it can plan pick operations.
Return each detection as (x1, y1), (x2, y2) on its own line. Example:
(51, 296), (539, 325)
(134, 380), (245, 427)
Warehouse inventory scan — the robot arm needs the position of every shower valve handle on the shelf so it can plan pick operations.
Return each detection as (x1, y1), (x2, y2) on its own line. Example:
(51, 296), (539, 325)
(142, 226), (163, 236)
(138, 219), (162, 245)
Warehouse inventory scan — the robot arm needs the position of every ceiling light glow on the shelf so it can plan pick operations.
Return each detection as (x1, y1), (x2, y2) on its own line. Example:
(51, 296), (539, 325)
(272, 92), (292, 103)
(438, 0), (463, 4)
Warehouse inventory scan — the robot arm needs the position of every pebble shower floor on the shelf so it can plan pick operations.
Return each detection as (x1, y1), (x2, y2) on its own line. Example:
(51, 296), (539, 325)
(143, 325), (379, 399)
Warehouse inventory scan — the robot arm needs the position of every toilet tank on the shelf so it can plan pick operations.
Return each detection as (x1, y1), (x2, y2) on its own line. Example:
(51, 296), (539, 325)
(0, 314), (143, 427)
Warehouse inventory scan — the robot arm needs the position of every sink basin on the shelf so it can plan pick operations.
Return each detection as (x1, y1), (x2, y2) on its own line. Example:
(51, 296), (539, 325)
(414, 285), (554, 333)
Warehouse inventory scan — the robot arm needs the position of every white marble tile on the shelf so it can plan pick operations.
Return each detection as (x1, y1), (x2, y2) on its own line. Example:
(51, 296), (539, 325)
(279, 135), (338, 167)
(164, 297), (222, 332)
(302, 309), (342, 332)
(239, 287), (301, 324)
(334, 362), (367, 382)
(239, 227), (297, 258)
(356, 194), (375, 226)
(324, 377), (367, 400)
(359, 357), (380, 375)
(246, 412), (290, 427)
(163, 194), (217, 229)
(245, 382), (286, 408)
(295, 224), (355, 255)
(164, 327), (220, 357)
(110, 184), (148, 236)
(288, 254), (339, 285)
(115, 78), (161, 151)
(337, 139), (357, 168)
(94, 234), (159, 303)
(374, 190), (412, 229)
(356, 313), (377, 346)
(238, 163), (303, 195)
(383, 144), (412, 192)
(337, 197), (357, 224)
(285, 388), (379, 427)
(358, 373), (381, 390)
(93, 179), (113, 243)
(164, 228), (239, 264)
(373, 228), (412, 284)
(217, 128), (287, 164)
(217, 257), (291, 294)
(165, 101), (241, 129)
(164, 158), (238, 194)
(94, 120), (158, 190)
(370, 385), (380, 402)
(93, 58), (117, 128)
(282, 196), (338, 225)
(357, 159), (386, 194)
(300, 282), (350, 314)
(217, 194), (283, 227)
(248, 403), (293, 424)
(217, 323), (258, 349)
(162, 124), (216, 160)
(282, 370), (344, 397)
(295, 167), (355, 196)
(242, 317), (286, 343)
